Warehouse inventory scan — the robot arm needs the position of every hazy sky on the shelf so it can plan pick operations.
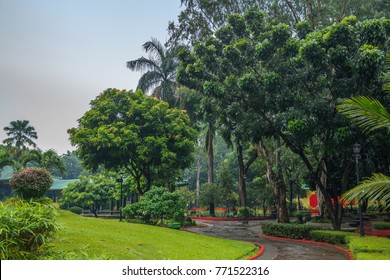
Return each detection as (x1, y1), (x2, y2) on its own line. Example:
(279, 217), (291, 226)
(0, 0), (182, 154)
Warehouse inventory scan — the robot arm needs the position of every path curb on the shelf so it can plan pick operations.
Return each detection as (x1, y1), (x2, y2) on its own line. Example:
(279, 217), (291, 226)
(247, 242), (265, 260)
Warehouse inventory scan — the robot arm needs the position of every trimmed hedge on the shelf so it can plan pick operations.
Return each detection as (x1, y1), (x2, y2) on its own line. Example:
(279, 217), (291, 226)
(372, 222), (390, 230)
(262, 222), (315, 239)
(348, 235), (390, 260)
(310, 230), (356, 245)
(69, 206), (83, 215)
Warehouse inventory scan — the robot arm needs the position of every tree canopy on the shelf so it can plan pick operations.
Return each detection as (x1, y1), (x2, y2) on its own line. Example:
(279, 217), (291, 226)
(177, 10), (390, 227)
(68, 88), (197, 194)
(3, 120), (38, 151)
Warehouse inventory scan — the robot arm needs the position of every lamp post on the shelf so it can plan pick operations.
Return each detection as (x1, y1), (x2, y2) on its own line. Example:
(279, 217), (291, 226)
(352, 143), (365, 237)
(116, 172), (124, 222)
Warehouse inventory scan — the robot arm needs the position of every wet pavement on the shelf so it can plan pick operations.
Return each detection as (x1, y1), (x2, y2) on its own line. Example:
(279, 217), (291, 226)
(184, 220), (351, 260)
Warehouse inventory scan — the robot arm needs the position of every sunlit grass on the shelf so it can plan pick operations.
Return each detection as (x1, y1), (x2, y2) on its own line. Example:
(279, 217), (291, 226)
(49, 210), (257, 260)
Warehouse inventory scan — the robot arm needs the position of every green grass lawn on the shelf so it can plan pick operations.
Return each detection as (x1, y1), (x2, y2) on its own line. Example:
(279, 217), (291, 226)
(49, 210), (257, 260)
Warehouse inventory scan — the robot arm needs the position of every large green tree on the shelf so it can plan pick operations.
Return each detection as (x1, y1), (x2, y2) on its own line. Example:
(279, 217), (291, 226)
(3, 120), (38, 151)
(127, 38), (180, 107)
(68, 88), (197, 195)
(177, 10), (389, 228)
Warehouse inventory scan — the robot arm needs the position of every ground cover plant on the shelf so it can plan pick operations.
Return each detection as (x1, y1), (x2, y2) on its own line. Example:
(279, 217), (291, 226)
(49, 210), (257, 260)
(0, 198), (60, 260)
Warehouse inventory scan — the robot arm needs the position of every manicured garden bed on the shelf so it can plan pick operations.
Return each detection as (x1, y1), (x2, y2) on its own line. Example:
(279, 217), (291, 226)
(261, 222), (390, 260)
(49, 210), (257, 260)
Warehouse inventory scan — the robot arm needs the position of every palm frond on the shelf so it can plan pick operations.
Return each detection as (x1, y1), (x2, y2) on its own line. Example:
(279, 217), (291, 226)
(137, 71), (164, 93)
(343, 173), (390, 210)
(142, 38), (165, 65)
(337, 96), (390, 132)
(126, 57), (161, 73)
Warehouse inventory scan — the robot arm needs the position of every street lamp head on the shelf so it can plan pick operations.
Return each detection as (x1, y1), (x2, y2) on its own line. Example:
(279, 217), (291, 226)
(353, 143), (361, 155)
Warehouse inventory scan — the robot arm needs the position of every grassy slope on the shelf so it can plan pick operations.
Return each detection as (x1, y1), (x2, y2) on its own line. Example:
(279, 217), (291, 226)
(50, 210), (257, 260)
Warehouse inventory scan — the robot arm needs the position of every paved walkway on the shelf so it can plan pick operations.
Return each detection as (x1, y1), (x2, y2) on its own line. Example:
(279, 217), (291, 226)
(184, 220), (350, 260)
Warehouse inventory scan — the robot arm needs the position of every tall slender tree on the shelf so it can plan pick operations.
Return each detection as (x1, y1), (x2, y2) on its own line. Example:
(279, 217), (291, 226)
(127, 38), (179, 107)
(3, 120), (38, 151)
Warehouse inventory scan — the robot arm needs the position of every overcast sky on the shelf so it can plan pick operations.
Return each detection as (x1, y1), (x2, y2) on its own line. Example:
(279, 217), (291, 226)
(0, 0), (182, 154)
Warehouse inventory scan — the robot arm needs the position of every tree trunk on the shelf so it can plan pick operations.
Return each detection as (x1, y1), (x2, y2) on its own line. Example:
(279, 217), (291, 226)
(257, 141), (290, 223)
(196, 152), (201, 207)
(206, 124), (215, 215)
(317, 161), (330, 218)
(236, 140), (246, 208)
(207, 124), (214, 185)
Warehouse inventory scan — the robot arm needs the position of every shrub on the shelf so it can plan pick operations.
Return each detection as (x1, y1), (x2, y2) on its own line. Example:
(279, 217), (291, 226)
(295, 211), (312, 223)
(372, 222), (390, 230)
(9, 167), (53, 200)
(348, 236), (390, 260)
(0, 199), (60, 259)
(310, 230), (356, 244)
(69, 206), (83, 215)
(262, 222), (315, 239)
(237, 207), (256, 218)
(122, 187), (186, 225)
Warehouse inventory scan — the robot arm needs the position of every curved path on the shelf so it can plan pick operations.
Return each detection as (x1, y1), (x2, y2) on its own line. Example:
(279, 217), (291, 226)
(184, 220), (350, 260)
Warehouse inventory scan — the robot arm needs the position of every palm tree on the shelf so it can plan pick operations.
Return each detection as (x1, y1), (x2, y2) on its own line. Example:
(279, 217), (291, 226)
(337, 52), (390, 209)
(20, 149), (65, 175)
(3, 120), (38, 150)
(127, 38), (179, 107)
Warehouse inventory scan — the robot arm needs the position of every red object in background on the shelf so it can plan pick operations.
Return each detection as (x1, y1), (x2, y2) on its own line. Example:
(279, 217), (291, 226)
(309, 194), (318, 208)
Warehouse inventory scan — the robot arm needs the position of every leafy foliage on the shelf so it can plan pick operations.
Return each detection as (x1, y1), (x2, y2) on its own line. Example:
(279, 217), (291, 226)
(309, 230), (356, 245)
(372, 222), (390, 230)
(9, 167), (53, 200)
(20, 149), (65, 175)
(2, 120), (38, 150)
(261, 222), (315, 239)
(337, 96), (390, 133)
(127, 38), (179, 107)
(343, 173), (390, 211)
(68, 88), (197, 194)
(348, 235), (390, 260)
(122, 187), (186, 224)
(0, 199), (60, 260)
(60, 174), (116, 217)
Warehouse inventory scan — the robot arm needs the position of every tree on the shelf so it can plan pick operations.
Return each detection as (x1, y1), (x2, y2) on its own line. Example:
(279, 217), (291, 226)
(199, 183), (221, 216)
(127, 38), (180, 107)
(52, 151), (84, 179)
(168, 0), (390, 48)
(3, 120), (38, 151)
(60, 174), (116, 218)
(177, 11), (390, 228)
(216, 160), (238, 213)
(68, 88), (197, 195)
(20, 149), (65, 175)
